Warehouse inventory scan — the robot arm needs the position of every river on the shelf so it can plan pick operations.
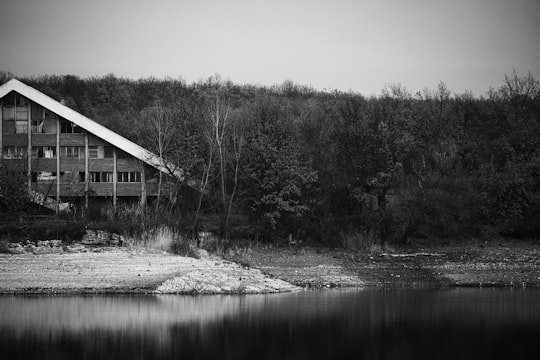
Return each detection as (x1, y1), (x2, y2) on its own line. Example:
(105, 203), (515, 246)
(1, 288), (539, 359)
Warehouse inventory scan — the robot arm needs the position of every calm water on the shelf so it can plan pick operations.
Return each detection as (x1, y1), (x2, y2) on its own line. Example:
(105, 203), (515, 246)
(1, 289), (539, 360)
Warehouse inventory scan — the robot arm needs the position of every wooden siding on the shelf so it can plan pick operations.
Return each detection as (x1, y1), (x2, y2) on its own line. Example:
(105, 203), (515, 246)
(32, 158), (57, 171)
(2, 134), (28, 146)
(32, 180), (175, 197)
(59, 133), (86, 146)
(32, 183), (85, 197)
(116, 158), (141, 171)
(31, 134), (57, 146)
(88, 158), (114, 171)
(59, 158), (85, 171)
(89, 183), (114, 196)
(116, 183), (143, 197)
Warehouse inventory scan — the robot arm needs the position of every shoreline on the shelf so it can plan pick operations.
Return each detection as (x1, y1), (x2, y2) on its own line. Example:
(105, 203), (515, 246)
(1, 238), (539, 295)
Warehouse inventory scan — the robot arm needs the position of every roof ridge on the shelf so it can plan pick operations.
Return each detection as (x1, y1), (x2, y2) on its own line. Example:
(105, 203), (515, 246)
(0, 78), (183, 180)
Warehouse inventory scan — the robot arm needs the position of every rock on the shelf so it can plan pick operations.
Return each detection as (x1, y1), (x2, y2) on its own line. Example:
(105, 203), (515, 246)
(36, 240), (50, 247)
(49, 240), (63, 248)
(82, 230), (124, 246)
(196, 249), (209, 258)
(6, 243), (25, 254)
(155, 268), (302, 295)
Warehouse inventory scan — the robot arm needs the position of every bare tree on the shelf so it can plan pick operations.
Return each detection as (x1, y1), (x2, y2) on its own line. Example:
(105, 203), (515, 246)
(141, 101), (175, 211)
(194, 88), (245, 240)
(225, 110), (245, 232)
(206, 92), (231, 214)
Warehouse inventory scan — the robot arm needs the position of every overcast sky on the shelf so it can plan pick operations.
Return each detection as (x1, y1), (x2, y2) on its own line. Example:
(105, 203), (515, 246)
(1, 0), (539, 95)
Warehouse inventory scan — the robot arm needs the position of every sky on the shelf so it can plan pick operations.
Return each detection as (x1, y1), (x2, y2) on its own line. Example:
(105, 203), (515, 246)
(0, 0), (539, 96)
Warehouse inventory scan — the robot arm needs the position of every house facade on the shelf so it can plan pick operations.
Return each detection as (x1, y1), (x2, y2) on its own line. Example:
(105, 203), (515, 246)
(0, 79), (181, 211)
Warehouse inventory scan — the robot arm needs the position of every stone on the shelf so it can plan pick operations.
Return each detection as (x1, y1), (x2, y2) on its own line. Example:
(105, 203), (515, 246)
(196, 249), (209, 258)
(81, 230), (124, 246)
(49, 240), (63, 248)
(6, 243), (25, 254)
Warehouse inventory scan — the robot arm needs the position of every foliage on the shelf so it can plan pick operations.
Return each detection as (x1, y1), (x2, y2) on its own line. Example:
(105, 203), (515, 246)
(0, 220), (86, 243)
(0, 160), (30, 215)
(240, 130), (318, 239)
(2, 71), (539, 244)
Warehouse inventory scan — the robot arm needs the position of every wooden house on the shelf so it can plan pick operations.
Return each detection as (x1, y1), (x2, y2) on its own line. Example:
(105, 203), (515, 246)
(0, 79), (182, 211)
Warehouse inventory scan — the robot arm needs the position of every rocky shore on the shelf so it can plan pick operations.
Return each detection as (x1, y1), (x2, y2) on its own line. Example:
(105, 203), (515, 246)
(1, 237), (539, 294)
(226, 238), (540, 289)
(0, 245), (301, 294)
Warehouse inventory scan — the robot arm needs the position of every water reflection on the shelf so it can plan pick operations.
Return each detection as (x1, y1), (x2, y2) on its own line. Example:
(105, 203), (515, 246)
(1, 289), (539, 359)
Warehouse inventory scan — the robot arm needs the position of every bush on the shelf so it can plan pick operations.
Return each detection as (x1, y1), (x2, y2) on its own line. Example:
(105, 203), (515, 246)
(0, 220), (86, 243)
(0, 239), (8, 253)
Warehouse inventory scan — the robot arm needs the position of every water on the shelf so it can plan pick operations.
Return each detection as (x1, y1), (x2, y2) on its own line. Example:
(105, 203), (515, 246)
(1, 289), (539, 360)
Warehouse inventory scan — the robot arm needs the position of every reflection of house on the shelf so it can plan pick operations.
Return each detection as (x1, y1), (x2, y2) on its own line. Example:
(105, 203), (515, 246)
(0, 79), (182, 211)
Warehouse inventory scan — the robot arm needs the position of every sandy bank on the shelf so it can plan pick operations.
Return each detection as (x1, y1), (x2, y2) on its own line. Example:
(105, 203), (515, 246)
(1, 238), (539, 294)
(0, 247), (300, 294)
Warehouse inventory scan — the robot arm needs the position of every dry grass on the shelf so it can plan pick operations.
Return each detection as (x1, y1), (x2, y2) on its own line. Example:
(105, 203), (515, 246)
(132, 225), (199, 258)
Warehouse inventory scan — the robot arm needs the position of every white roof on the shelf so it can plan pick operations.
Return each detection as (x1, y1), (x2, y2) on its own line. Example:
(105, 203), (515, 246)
(0, 79), (183, 179)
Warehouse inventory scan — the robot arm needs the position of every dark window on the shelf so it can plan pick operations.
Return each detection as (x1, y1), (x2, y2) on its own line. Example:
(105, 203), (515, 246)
(60, 119), (83, 133)
(117, 172), (141, 183)
(89, 171), (112, 183)
(60, 146), (85, 159)
(32, 146), (56, 159)
(104, 146), (114, 158)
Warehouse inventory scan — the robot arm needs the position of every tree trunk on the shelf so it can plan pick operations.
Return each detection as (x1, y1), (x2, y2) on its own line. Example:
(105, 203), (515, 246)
(377, 189), (388, 249)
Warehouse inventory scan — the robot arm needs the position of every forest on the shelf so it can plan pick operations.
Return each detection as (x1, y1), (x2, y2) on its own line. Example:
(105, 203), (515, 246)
(1, 70), (539, 248)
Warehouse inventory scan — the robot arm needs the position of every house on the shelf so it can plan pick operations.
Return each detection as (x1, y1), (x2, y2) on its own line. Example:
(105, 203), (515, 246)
(0, 79), (182, 211)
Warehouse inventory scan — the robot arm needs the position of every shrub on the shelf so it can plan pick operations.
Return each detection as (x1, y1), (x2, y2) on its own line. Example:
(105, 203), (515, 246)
(0, 220), (86, 243)
(0, 239), (8, 253)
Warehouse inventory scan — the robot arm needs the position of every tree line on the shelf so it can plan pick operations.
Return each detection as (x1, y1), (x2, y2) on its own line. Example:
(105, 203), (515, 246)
(1, 71), (539, 246)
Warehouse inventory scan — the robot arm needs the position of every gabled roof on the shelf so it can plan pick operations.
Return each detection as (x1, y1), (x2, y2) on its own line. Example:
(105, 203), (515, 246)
(0, 79), (183, 179)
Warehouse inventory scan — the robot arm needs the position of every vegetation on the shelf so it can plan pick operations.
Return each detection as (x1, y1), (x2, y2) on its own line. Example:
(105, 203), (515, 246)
(1, 70), (539, 249)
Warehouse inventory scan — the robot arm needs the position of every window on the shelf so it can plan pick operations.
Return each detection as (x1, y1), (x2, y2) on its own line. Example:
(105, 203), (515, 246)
(104, 146), (114, 158)
(89, 171), (113, 183)
(88, 146), (105, 159)
(60, 118), (82, 133)
(60, 146), (85, 159)
(16, 119), (28, 133)
(88, 146), (113, 159)
(79, 172), (86, 183)
(2, 93), (29, 133)
(32, 108), (57, 134)
(117, 171), (141, 183)
(32, 146), (56, 159)
(32, 118), (44, 133)
(34, 171), (57, 181)
(2, 146), (26, 159)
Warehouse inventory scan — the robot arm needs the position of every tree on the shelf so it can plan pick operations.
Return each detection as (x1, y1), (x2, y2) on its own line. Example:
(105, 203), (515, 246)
(0, 158), (30, 217)
(238, 97), (318, 240)
(337, 85), (416, 247)
(140, 101), (175, 210)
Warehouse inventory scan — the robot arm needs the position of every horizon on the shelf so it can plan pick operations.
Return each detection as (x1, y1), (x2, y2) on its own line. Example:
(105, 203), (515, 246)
(1, 0), (539, 97)
(3, 70), (537, 99)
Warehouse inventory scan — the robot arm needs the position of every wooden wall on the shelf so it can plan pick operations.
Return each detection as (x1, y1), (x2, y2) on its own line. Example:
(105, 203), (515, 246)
(1, 95), (168, 206)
